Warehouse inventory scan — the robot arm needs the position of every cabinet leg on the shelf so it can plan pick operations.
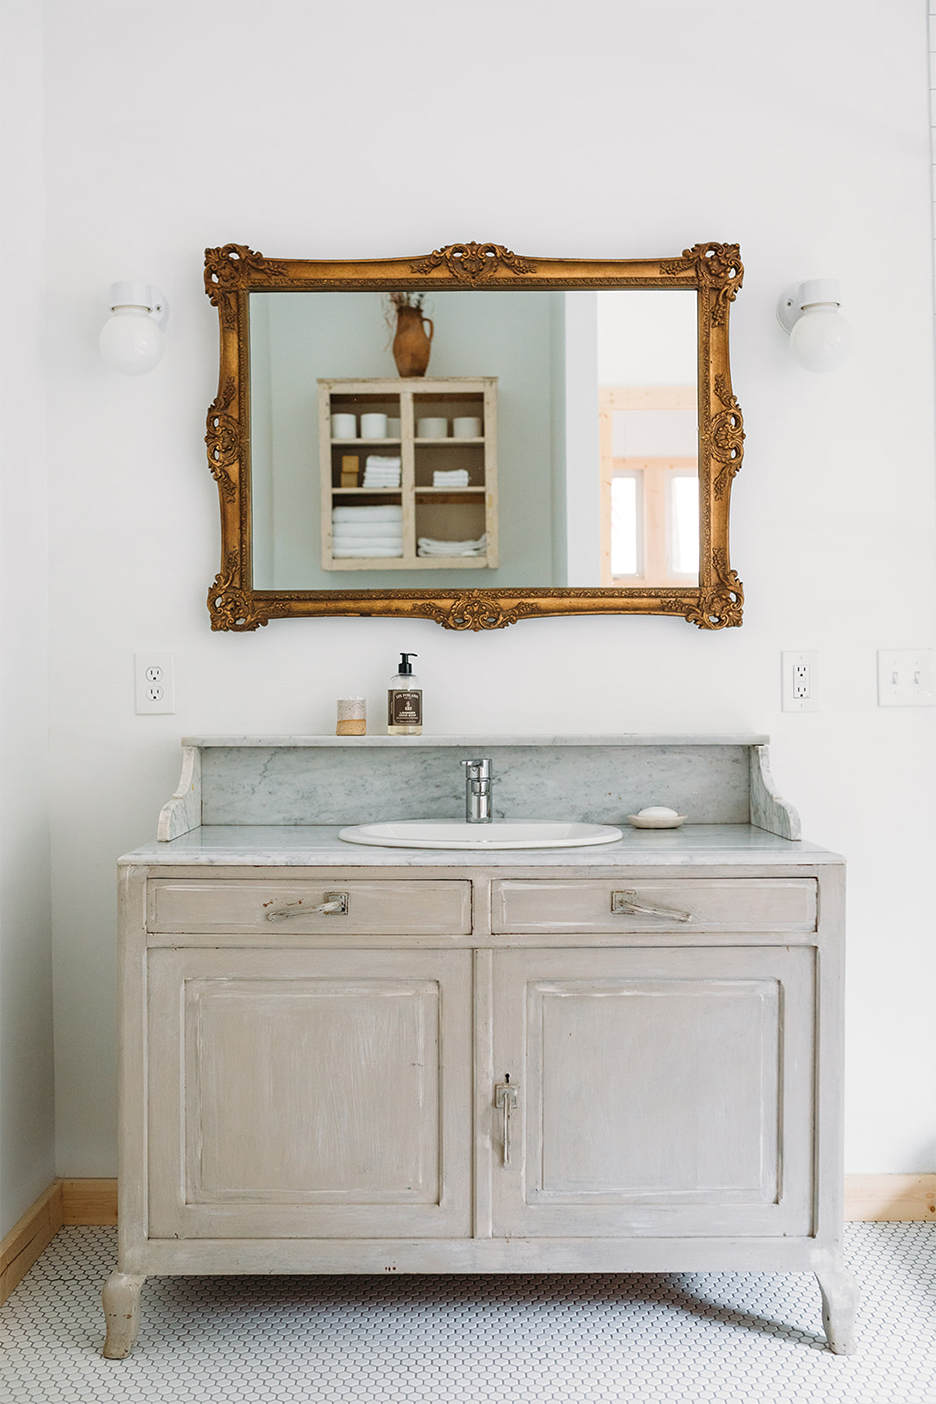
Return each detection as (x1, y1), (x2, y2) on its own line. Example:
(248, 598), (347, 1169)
(102, 1271), (146, 1359)
(815, 1266), (859, 1354)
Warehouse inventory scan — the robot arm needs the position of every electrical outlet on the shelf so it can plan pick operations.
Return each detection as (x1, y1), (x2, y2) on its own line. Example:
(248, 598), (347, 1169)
(781, 651), (819, 712)
(877, 649), (935, 706)
(134, 653), (174, 714)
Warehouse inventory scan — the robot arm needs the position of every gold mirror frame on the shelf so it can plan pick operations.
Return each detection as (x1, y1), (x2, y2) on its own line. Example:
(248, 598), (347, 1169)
(204, 240), (744, 631)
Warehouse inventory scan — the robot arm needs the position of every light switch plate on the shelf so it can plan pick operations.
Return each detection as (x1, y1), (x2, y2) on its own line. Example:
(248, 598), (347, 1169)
(877, 649), (935, 706)
(781, 651), (819, 712)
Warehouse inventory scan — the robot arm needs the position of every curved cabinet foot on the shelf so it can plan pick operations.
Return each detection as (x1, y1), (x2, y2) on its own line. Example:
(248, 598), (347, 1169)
(102, 1271), (146, 1359)
(816, 1266), (859, 1354)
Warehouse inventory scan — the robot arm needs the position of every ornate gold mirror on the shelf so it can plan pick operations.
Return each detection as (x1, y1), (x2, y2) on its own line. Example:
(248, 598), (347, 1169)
(204, 241), (744, 631)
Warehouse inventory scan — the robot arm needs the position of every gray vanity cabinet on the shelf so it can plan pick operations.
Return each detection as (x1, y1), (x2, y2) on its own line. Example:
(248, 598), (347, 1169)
(107, 853), (856, 1361)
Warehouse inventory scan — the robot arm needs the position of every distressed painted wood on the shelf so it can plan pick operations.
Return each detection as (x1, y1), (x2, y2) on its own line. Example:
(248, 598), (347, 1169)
(23, 1173), (929, 1244)
(816, 1266), (860, 1355)
(146, 947), (473, 1241)
(492, 877), (816, 933)
(111, 762), (852, 1356)
(102, 1272), (146, 1359)
(148, 877), (471, 934)
(491, 945), (815, 1238)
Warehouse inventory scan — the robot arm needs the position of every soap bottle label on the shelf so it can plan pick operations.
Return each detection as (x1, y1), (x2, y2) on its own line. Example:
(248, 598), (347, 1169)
(389, 690), (422, 727)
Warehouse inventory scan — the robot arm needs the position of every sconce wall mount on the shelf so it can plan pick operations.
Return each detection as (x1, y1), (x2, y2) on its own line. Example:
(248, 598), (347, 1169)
(777, 278), (852, 373)
(100, 281), (169, 375)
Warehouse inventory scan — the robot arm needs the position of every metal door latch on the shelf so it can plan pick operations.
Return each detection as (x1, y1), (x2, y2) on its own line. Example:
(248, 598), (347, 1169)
(494, 1076), (518, 1166)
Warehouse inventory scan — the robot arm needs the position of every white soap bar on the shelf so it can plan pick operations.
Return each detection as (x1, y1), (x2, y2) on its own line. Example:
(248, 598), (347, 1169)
(636, 806), (680, 819)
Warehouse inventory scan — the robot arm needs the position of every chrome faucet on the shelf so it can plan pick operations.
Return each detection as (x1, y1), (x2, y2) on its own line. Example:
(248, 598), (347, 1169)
(461, 758), (494, 823)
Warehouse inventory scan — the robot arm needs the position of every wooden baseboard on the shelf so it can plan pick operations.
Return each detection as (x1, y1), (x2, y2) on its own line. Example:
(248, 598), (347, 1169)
(844, 1173), (936, 1221)
(61, 1178), (118, 1226)
(3, 1173), (933, 1306)
(0, 1181), (63, 1306)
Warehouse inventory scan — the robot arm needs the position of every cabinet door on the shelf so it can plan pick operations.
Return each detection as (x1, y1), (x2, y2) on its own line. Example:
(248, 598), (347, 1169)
(491, 946), (815, 1238)
(147, 948), (472, 1239)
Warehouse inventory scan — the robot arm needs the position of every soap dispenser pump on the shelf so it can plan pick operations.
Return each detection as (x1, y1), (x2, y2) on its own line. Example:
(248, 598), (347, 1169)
(387, 653), (422, 735)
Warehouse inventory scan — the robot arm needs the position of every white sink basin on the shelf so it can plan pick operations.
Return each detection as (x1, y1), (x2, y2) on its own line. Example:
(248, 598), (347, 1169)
(337, 820), (624, 850)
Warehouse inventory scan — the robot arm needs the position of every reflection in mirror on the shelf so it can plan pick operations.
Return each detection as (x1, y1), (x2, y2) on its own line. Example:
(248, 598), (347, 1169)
(249, 289), (698, 591)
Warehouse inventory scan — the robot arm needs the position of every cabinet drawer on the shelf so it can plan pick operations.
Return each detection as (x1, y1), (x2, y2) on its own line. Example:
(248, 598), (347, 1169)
(148, 879), (472, 935)
(491, 878), (817, 933)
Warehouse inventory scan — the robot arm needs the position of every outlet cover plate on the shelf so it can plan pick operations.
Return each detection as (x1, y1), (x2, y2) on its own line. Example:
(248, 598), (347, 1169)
(134, 653), (175, 714)
(781, 651), (819, 712)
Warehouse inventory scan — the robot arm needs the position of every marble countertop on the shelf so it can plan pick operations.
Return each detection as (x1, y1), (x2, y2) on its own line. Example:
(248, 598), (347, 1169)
(120, 824), (842, 868)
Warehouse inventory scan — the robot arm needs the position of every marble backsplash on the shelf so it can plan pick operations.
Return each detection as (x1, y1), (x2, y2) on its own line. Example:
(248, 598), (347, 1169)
(197, 742), (753, 827)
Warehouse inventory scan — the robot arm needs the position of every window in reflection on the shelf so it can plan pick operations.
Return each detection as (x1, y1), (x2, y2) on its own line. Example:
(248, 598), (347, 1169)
(609, 473), (639, 576)
(599, 388), (699, 586)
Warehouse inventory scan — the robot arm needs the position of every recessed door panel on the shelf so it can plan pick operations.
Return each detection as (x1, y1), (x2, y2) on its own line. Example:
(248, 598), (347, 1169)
(148, 948), (472, 1239)
(492, 946), (814, 1238)
(190, 978), (441, 1202)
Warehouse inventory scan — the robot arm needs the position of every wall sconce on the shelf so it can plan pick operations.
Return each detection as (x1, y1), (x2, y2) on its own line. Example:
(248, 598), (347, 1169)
(776, 279), (851, 373)
(99, 281), (169, 375)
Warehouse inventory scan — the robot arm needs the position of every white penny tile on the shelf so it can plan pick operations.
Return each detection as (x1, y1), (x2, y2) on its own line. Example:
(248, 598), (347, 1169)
(1, 1224), (934, 1403)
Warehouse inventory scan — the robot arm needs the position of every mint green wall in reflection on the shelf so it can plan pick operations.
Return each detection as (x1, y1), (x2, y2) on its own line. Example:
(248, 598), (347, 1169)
(250, 291), (560, 591)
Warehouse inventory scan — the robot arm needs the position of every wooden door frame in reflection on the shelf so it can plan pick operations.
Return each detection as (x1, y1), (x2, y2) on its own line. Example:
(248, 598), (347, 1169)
(599, 386), (700, 588)
(204, 241), (744, 631)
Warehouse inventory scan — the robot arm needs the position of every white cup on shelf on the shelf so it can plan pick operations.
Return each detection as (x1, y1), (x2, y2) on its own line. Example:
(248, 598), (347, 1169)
(453, 416), (482, 439)
(417, 417), (448, 438)
(360, 412), (388, 439)
(331, 413), (357, 440)
(386, 418), (401, 438)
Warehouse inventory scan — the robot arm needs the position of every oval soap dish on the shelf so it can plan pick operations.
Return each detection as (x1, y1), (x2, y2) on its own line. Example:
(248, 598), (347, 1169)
(627, 807), (687, 829)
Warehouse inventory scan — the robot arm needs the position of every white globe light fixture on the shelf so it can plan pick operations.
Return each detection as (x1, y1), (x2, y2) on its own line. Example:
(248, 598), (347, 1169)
(99, 281), (169, 375)
(776, 279), (851, 373)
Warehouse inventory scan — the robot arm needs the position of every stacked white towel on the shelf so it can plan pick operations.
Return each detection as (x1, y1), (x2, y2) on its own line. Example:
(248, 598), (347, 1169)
(432, 469), (470, 488)
(417, 534), (487, 558)
(362, 455), (401, 489)
(332, 504), (403, 558)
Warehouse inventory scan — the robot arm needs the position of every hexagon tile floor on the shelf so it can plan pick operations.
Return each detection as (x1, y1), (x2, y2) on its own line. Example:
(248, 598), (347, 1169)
(1, 1224), (934, 1403)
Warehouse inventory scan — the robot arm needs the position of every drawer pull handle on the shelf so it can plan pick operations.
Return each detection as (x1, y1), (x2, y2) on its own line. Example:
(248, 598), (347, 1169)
(611, 890), (693, 923)
(265, 891), (350, 922)
(494, 1077), (518, 1167)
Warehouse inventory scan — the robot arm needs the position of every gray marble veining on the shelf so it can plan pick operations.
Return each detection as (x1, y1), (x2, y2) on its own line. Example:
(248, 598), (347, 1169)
(122, 824), (840, 869)
(199, 743), (754, 827)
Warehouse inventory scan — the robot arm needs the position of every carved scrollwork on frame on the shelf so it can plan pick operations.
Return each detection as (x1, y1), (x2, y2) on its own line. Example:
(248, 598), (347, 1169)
(208, 558), (269, 632)
(663, 243), (744, 328)
(411, 243), (537, 282)
(203, 240), (745, 631)
(205, 381), (240, 501)
(685, 574), (745, 630)
(203, 245), (289, 302)
(709, 371), (745, 500)
(421, 594), (537, 631)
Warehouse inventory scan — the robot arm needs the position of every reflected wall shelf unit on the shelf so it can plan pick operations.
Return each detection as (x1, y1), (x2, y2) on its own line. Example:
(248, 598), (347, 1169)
(318, 378), (498, 570)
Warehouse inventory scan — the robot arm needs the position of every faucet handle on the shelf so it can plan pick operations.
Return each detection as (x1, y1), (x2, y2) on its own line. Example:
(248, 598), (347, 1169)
(461, 757), (493, 779)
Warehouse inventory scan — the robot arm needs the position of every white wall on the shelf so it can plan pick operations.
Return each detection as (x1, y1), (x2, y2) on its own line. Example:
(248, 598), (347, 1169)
(21, 0), (936, 1179)
(0, 2), (55, 1234)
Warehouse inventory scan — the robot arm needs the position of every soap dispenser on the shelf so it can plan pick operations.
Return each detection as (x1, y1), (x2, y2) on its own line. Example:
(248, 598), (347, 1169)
(387, 653), (422, 735)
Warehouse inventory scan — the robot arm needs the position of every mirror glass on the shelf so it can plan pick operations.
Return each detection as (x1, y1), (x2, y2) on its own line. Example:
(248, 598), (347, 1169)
(249, 289), (698, 591)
